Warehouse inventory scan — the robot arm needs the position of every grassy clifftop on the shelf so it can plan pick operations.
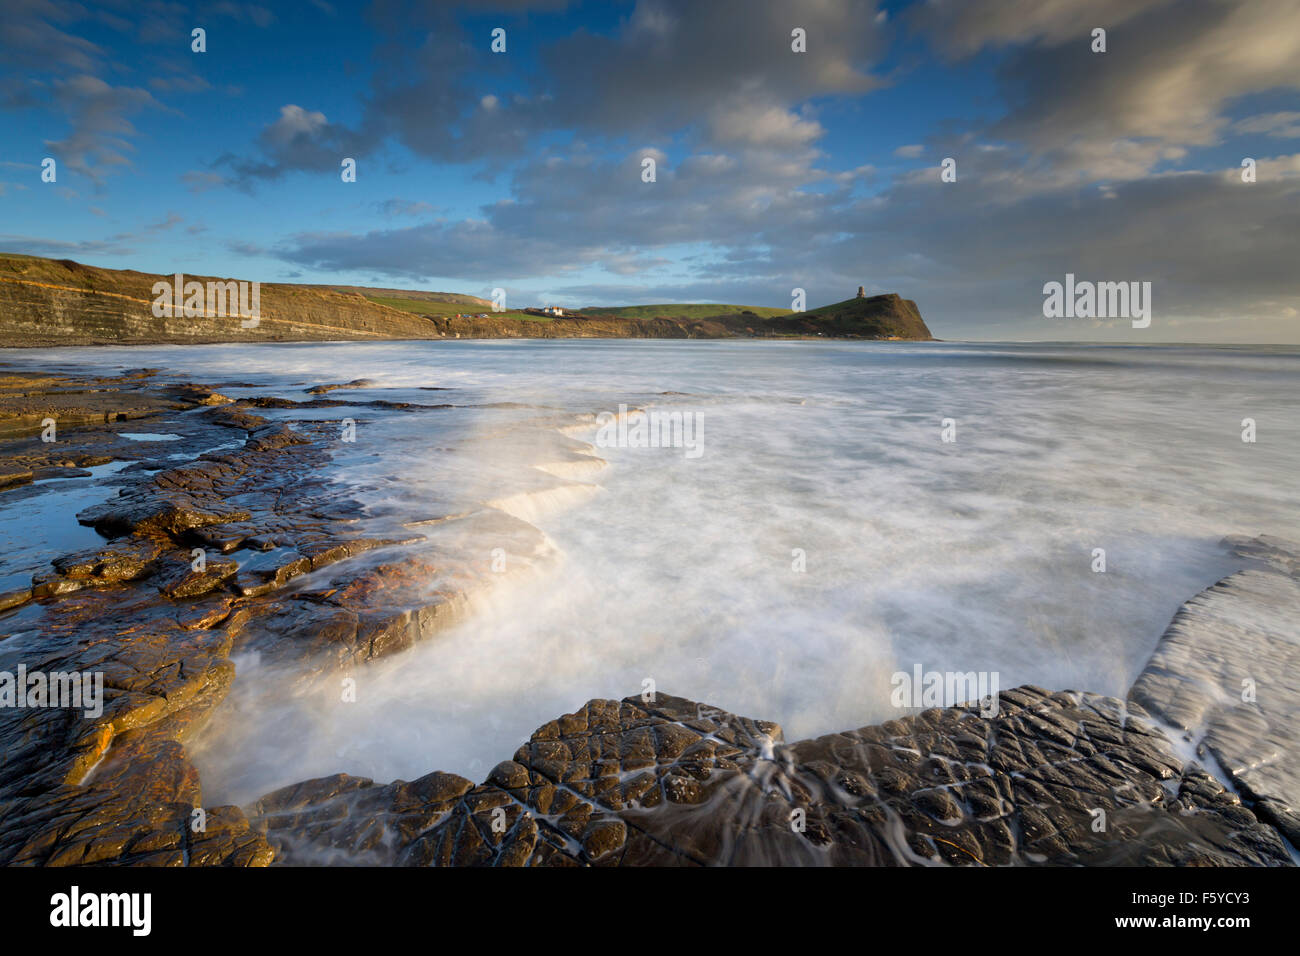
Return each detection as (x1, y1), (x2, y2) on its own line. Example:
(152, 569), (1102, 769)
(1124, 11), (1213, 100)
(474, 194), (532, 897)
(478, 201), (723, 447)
(772, 293), (933, 339)
(577, 295), (933, 339)
(0, 254), (933, 345)
(577, 303), (793, 320)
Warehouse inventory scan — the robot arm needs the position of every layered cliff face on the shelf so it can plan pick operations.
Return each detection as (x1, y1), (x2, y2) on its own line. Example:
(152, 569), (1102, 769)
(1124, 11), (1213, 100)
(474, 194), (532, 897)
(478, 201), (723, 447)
(0, 255), (448, 346)
(0, 254), (935, 345)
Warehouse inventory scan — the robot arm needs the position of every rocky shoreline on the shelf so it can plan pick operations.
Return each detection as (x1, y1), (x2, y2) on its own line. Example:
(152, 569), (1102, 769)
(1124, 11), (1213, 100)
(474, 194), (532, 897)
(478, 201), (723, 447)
(0, 366), (1295, 866)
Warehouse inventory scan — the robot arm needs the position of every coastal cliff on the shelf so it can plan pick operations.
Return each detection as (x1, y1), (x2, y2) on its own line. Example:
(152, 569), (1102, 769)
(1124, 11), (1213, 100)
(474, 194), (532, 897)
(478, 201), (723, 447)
(0, 254), (934, 346)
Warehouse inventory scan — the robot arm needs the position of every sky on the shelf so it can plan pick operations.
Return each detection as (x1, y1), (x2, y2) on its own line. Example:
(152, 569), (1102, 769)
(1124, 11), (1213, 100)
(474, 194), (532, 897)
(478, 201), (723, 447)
(1, 0), (1298, 342)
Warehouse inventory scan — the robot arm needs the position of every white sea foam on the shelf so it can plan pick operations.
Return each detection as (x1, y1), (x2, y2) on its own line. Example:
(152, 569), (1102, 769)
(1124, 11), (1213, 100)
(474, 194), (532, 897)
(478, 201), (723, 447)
(8, 341), (1298, 805)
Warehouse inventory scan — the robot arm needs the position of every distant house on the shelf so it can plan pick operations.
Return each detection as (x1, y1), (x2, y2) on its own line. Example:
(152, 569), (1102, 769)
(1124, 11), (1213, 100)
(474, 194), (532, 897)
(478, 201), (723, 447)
(542, 306), (566, 316)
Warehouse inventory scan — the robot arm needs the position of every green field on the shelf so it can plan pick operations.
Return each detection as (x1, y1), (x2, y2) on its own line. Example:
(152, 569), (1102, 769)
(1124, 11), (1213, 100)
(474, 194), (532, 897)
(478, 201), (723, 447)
(576, 303), (792, 320)
(363, 295), (547, 323)
(362, 295), (474, 316)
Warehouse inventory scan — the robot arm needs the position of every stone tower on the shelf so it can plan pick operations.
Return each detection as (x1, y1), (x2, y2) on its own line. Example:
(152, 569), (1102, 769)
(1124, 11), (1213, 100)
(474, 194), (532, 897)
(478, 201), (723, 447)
(856, 286), (865, 298)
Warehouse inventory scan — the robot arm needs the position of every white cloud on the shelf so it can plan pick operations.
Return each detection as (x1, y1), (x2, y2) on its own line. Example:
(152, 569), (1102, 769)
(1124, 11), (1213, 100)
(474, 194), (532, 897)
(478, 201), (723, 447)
(1234, 112), (1300, 138)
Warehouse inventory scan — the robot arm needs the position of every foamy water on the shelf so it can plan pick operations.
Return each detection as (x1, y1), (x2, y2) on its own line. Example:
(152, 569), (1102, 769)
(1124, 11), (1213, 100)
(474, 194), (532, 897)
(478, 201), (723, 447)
(6, 340), (1298, 804)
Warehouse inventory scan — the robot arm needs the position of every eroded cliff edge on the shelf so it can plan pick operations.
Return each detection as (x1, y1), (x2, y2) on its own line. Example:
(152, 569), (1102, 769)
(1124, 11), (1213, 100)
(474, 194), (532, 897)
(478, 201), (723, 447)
(0, 254), (933, 345)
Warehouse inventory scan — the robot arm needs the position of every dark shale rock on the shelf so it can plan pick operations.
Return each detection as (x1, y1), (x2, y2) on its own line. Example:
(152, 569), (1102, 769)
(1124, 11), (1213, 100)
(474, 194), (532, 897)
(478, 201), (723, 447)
(30, 466), (93, 480)
(248, 688), (1293, 867)
(0, 465), (33, 488)
(0, 575), (259, 865)
(305, 379), (375, 395)
(201, 404), (269, 430)
(164, 385), (233, 406)
(1, 733), (272, 867)
(0, 368), (563, 865)
(51, 538), (165, 583)
(249, 772), (474, 865)
(153, 552), (240, 599)
(0, 588), (32, 612)
(0, 370), (190, 442)
(232, 548), (312, 597)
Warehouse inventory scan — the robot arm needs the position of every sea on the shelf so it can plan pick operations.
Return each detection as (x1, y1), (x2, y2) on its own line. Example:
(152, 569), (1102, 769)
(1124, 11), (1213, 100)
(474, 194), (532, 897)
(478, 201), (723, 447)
(3, 339), (1297, 804)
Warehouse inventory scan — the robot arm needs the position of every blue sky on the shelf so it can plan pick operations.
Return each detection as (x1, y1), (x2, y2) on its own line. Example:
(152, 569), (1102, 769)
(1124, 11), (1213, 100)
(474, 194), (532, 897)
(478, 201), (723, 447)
(1, 0), (1298, 341)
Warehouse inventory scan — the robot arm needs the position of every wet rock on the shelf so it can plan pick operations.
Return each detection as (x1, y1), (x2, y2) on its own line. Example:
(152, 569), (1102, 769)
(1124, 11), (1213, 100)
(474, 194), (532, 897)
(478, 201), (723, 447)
(0, 735), (272, 867)
(296, 536), (405, 571)
(30, 573), (88, 599)
(164, 385), (233, 406)
(74, 425), (316, 540)
(78, 497), (252, 538)
(188, 805), (276, 867)
(0, 573), (269, 866)
(232, 548), (311, 597)
(1221, 533), (1300, 577)
(0, 369), (211, 441)
(0, 465), (32, 489)
(249, 772), (474, 865)
(201, 405), (267, 430)
(305, 379), (374, 395)
(249, 688), (1293, 867)
(153, 552), (240, 599)
(1130, 535), (1300, 847)
(51, 538), (164, 583)
(0, 374), (381, 867)
(0, 367), (568, 868)
(0, 587), (32, 612)
(30, 466), (93, 480)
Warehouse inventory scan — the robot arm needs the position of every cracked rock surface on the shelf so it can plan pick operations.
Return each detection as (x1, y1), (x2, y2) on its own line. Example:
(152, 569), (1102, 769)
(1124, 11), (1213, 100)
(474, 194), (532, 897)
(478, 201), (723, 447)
(250, 687), (1293, 866)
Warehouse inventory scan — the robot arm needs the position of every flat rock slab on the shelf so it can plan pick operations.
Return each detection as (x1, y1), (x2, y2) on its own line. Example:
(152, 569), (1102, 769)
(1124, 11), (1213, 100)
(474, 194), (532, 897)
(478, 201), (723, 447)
(0, 370), (208, 442)
(1130, 535), (1300, 846)
(250, 687), (1292, 866)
